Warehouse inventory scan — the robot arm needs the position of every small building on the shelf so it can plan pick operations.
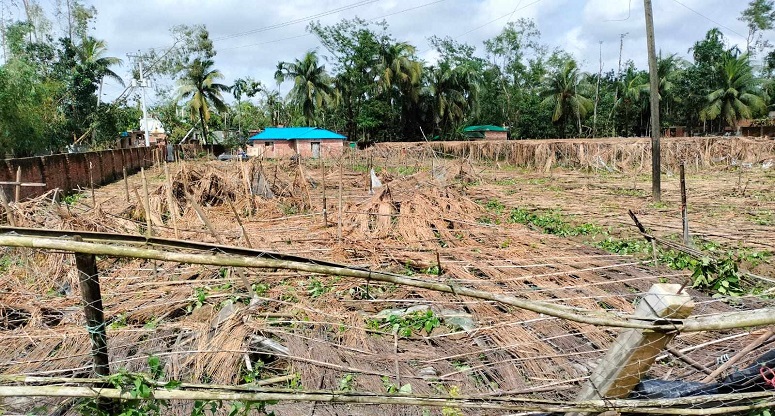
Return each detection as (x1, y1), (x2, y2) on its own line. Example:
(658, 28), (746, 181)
(247, 127), (346, 159)
(663, 126), (687, 137)
(463, 125), (509, 140)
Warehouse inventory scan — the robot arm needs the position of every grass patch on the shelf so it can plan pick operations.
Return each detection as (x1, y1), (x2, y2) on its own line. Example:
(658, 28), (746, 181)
(508, 208), (603, 237)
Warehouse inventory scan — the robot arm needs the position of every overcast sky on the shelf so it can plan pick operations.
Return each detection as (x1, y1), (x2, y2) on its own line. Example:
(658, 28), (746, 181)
(11, 0), (757, 105)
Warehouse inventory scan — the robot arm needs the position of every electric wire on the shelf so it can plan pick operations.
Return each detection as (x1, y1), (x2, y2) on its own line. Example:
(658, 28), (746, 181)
(669, 0), (747, 40)
(211, 0), (382, 42)
(220, 0), (448, 51)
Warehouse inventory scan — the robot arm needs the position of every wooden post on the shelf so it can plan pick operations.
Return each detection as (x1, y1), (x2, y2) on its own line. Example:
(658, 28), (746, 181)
(73, 235), (112, 413)
(140, 168), (153, 238)
(163, 163), (180, 240)
(338, 161), (343, 242)
(570, 284), (694, 412)
(122, 167), (129, 203)
(368, 155), (373, 194)
(644, 0), (661, 202)
(0, 190), (16, 227)
(321, 158), (328, 226)
(14, 166), (21, 203)
(680, 162), (689, 246)
(89, 162), (95, 206)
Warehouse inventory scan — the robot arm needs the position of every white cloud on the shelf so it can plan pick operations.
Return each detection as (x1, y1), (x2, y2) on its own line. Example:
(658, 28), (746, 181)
(58, 0), (759, 103)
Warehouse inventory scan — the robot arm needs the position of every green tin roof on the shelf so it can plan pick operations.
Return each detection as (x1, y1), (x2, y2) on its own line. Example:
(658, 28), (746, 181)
(463, 125), (509, 132)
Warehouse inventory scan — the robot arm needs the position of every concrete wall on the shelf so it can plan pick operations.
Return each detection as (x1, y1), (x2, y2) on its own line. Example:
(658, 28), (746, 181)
(0, 148), (153, 202)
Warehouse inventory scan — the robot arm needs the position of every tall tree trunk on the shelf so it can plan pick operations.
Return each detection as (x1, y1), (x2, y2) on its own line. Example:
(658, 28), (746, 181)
(198, 106), (208, 145)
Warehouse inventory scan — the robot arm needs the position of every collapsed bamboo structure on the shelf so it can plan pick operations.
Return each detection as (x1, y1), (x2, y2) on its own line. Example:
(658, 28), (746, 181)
(0, 140), (773, 415)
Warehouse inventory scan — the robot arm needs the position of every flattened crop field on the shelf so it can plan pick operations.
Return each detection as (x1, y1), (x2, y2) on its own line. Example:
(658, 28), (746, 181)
(1, 136), (774, 415)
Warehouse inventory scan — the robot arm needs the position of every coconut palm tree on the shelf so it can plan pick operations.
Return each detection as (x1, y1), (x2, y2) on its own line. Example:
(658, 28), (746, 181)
(231, 77), (263, 136)
(178, 58), (230, 144)
(700, 53), (766, 129)
(275, 51), (335, 126)
(77, 37), (124, 88)
(540, 59), (593, 137)
(376, 42), (422, 98)
(426, 63), (479, 137)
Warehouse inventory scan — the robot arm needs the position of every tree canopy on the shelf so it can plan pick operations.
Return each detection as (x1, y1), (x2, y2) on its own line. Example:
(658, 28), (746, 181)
(1, 2), (773, 156)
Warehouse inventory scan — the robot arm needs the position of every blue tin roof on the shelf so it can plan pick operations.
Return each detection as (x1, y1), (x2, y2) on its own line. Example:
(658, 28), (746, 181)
(249, 127), (346, 141)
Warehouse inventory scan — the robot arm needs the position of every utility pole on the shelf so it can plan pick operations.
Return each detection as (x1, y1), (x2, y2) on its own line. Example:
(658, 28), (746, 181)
(593, 41), (603, 138)
(644, 0), (661, 202)
(128, 53), (151, 147)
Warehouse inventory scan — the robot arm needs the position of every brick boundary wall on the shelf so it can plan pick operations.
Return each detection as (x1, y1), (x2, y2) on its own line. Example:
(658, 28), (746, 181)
(0, 148), (154, 201)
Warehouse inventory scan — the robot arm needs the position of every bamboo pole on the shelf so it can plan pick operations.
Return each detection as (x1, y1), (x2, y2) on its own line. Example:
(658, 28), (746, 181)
(14, 166), (21, 203)
(321, 157), (328, 226)
(701, 328), (775, 382)
(227, 198), (252, 248)
(140, 168), (153, 237)
(0, 385), (773, 414)
(163, 163), (180, 239)
(338, 161), (343, 241)
(0, 234), (774, 333)
(185, 192), (224, 245)
(0, 374), (297, 389)
(666, 345), (711, 375)
(88, 162), (95, 206)
(680, 162), (689, 245)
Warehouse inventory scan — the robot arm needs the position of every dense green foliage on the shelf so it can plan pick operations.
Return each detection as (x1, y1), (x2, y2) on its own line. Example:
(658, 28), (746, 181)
(2, 0), (774, 153)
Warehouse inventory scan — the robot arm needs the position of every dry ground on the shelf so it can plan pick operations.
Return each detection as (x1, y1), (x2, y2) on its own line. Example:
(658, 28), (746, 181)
(1, 139), (774, 415)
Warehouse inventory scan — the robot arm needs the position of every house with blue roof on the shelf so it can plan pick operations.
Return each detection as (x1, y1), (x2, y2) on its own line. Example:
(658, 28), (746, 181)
(247, 127), (347, 159)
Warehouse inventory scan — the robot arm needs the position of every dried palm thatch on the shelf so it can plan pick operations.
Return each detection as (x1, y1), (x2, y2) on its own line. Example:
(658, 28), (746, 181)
(0, 151), (773, 415)
(372, 137), (775, 173)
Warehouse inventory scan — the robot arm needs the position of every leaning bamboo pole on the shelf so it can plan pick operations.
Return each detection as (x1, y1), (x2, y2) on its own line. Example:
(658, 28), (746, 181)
(0, 234), (773, 333)
(0, 385), (772, 415)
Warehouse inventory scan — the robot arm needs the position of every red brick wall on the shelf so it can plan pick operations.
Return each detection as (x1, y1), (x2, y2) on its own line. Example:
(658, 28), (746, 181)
(296, 140), (345, 158)
(0, 148), (152, 201)
(250, 140), (344, 159)
(4, 157), (45, 201)
(43, 154), (70, 192)
(484, 131), (508, 140)
(83, 152), (103, 186)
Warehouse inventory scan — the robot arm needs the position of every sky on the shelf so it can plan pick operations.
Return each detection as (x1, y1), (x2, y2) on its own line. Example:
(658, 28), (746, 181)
(7, 0), (757, 106)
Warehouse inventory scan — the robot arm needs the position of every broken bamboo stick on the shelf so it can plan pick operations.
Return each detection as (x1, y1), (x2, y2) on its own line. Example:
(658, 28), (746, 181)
(185, 191), (224, 245)
(227, 198), (252, 248)
(1, 234), (774, 333)
(701, 328), (775, 383)
(14, 166), (21, 203)
(338, 161), (343, 241)
(680, 162), (689, 245)
(0, 190), (16, 227)
(88, 162), (95, 206)
(140, 168), (153, 237)
(163, 163), (180, 239)
(123, 167), (129, 203)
